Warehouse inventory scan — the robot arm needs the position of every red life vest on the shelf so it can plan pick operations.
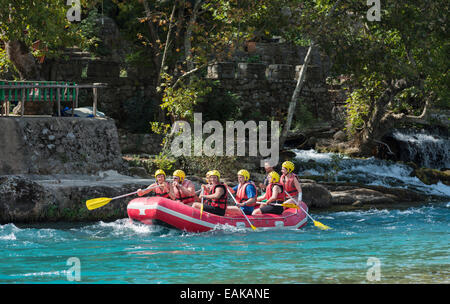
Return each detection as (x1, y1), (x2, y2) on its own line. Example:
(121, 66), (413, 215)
(264, 183), (285, 203)
(173, 180), (196, 204)
(281, 173), (299, 197)
(153, 182), (170, 198)
(236, 181), (257, 207)
(206, 183), (228, 210)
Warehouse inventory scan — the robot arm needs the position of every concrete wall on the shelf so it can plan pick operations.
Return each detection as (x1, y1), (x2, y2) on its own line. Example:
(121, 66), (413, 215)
(0, 117), (126, 175)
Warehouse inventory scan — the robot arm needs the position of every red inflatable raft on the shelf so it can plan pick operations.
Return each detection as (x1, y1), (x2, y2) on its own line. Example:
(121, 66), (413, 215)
(127, 197), (308, 232)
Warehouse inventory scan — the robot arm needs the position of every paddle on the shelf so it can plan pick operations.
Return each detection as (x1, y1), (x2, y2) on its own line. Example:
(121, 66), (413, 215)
(200, 188), (204, 220)
(257, 201), (298, 209)
(226, 187), (257, 231)
(86, 184), (159, 210)
(284, 191), (332, 230)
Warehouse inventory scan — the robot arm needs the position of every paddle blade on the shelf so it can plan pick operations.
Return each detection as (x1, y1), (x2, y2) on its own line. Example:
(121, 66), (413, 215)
(281, 202), (299, 209)
(86, 197), (112, 210)
(313, 220), (332, 230)
(250, 224), (257, 231)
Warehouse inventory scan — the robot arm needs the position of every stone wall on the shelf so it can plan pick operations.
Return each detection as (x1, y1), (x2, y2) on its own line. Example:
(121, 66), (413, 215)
(206, 61), (332, 122)
(0, 117), (126, 175)
(118, 130), (163, 154)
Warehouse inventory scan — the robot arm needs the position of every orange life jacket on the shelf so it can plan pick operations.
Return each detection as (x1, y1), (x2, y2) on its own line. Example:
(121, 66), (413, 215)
(153, 182), (170, 198)
(206, 183), (228, 210)
(265, 183), (285, 203)
(173, 180), (196, 204)
(235, 181), (257, 207)
(281, 173), (299, 197)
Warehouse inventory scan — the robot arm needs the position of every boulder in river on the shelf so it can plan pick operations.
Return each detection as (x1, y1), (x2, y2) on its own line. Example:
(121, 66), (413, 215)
(300, 180), (332, 208)
(413, 168), (450, 186)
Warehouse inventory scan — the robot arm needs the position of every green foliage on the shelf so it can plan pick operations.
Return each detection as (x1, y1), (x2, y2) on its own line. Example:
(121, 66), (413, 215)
(0, 47), (18, 78)
(177, 154), (240, 179)
(159, 74), (213, 122)
(0, 0), (94, 57)
(344, 75), (384, 134)
(78, 10), (111, 56)
(297, 0), (448, 131)
(153, 152), (176, 172)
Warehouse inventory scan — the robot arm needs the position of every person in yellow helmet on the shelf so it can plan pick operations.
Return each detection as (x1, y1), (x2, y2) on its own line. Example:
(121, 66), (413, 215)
(205, 170), (213, 188)
(252, 171), (286, 215)
(193, 170), (228, 216)
(169, 169), (197, 206)
(226, 169), (258, 216)
(280, 160), (302, 205)
(137, 169), (172, 198)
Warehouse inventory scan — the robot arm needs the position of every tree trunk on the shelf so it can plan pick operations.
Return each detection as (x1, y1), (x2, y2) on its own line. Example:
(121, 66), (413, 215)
(279, 44), (314, 148)
(143, 0), (162, 79)
(279, 0), (342, 149)
(158, 1), (177, 87)
(357, 87), (432, 156)
(184, 0), (202, 71)
(5, 40), (40, 80)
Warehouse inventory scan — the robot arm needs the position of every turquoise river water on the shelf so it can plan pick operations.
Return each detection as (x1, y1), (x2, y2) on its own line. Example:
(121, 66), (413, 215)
(1, 202), (449, 284)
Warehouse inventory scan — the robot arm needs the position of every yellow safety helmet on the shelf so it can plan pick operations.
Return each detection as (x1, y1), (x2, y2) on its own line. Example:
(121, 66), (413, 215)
(237, 169), (250, 181)
(154, 169), (166, 178)
(173, 169), (186, 182)
(282, 161), (295, 173)
(268, 171), (280, 183)
(209, 170), (221, 180)
(206, 170), (212, 177)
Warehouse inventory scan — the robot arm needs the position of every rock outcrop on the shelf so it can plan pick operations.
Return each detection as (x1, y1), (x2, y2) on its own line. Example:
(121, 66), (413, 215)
(0, 117), (126, 175)
(0, 173), (153, 224)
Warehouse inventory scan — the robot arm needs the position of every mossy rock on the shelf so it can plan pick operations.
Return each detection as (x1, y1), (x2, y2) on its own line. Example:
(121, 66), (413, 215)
(414, 168), (450, 185)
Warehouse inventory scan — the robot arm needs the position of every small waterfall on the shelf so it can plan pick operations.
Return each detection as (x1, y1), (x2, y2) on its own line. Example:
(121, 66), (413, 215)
(292, 149), (450, 198)
(384, 128), (450, 170)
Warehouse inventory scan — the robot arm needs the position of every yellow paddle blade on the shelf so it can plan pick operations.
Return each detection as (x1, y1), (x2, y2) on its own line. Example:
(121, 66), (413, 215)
(86, 197), (112, 210)
(313, 220), (332, 230)
(281, 202), (299, 209)
(250, 224), (257, 230)
(200, 203), (204, 220)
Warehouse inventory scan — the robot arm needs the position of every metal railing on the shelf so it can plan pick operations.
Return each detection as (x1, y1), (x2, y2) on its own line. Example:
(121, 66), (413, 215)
(0, 81), (107, 117)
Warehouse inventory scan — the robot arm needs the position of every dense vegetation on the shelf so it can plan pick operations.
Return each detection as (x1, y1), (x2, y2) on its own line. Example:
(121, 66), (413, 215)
(1, 0), (448, 158)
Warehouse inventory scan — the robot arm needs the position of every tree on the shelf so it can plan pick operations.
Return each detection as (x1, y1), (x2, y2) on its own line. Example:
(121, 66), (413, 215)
(292, 0), (448, 155)
(0, 0), (93, 80)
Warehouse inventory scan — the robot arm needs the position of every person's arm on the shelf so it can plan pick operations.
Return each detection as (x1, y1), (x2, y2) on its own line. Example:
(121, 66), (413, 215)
(179, 181), (196, 196)
(225, 183), (237, 194)
(168, 183), (177, 200)
(205, 187), (224, 200)
(137, 183), (156, 196)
